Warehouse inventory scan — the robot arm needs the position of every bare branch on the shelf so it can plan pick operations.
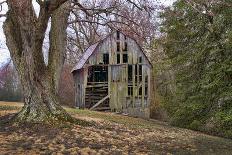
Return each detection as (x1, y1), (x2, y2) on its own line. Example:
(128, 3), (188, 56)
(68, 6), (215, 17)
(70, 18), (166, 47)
(126, 0), (143, 11)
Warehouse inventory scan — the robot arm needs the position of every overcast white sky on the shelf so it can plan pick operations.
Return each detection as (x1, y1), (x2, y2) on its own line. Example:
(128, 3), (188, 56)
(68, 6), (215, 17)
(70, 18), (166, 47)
(0, 0), (176, 65)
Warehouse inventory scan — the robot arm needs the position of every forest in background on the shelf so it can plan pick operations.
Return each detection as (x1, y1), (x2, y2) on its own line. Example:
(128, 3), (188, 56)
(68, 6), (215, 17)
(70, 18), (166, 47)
(1, 0), (232, 138)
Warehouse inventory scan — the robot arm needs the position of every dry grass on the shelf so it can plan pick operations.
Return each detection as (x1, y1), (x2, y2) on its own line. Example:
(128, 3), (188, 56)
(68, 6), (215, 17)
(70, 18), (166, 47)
(0, 101), (232, 155)
(0, 101), (23, 107)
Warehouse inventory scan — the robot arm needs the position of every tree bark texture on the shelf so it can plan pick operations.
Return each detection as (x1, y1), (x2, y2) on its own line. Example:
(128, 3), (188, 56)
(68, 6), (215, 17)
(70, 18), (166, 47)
(3, 0), (71, 122)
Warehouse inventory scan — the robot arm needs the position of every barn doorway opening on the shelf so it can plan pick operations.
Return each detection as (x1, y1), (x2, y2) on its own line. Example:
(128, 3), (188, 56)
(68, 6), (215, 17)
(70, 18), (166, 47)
(86, 65), (109, 110)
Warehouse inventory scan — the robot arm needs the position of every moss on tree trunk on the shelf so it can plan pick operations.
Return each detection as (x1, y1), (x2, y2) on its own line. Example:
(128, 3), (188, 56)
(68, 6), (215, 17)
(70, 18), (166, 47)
(14, 81), (73, 123)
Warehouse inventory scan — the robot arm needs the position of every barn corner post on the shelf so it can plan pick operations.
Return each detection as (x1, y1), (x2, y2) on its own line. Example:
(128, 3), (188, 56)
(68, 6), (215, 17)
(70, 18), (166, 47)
(3, 0), (73, 123)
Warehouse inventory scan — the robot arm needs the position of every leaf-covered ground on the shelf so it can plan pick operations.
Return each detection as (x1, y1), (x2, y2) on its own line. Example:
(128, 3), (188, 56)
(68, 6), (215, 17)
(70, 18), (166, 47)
(0, 101), (232, 155)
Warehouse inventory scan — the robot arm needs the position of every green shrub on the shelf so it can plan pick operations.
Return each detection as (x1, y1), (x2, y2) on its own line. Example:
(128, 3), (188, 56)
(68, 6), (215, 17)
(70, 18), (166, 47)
(189, 120), (201, 130)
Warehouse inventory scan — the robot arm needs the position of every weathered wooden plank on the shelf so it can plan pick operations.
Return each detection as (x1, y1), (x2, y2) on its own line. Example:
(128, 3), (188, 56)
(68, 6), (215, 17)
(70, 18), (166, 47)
(90, 94), (111, 110)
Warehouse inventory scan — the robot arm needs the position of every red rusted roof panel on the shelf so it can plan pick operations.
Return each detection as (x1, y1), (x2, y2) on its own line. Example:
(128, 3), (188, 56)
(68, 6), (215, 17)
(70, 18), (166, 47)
(71, 42), (99, 72)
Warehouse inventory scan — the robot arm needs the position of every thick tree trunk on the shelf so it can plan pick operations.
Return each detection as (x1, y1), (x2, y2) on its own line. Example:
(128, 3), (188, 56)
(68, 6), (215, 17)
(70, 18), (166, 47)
(3, 1), (72, 123)
(15, 78), (70, 122)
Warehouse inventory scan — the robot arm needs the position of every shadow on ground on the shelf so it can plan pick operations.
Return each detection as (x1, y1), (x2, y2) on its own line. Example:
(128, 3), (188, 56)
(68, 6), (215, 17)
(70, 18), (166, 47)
(0, 101), (232, 155)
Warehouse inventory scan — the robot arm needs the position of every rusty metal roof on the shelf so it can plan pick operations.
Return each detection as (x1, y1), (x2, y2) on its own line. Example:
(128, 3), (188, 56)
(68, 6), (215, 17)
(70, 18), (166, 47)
(71, 42), (100, 72)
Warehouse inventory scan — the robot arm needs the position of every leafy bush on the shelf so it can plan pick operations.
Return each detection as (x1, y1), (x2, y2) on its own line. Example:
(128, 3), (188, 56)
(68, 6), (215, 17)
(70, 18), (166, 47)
(189, 120), (201, 130)
(214, 110), (232, 137)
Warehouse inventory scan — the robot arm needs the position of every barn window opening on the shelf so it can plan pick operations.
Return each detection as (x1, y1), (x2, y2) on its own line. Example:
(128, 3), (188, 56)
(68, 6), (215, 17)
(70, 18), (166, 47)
(139, 56), (142, 63)
(139, 65), (142, 82)
(139, 65), (142, 75)
(135, 65), (138, 84)
(135, 65), (138, 76)
(123, 54), (128, 63)
(139, 87), (142, 96)
(145, 86), (148, 96)
(128, 86), (133, 96)
(117, 42), (120, 52)
(117, 54), (120, 64)
(123, 42), (128, 51)
(128, 65), (132, 82)
(139, 75), (142, 82)
(103, 53), (109, 64)
(117, 31), (120, 40)
(145, 76), (148, 83)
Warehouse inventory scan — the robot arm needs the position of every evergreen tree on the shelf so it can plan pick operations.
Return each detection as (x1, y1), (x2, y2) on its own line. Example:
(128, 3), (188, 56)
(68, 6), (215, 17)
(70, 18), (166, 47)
(161, 0), (232, 137)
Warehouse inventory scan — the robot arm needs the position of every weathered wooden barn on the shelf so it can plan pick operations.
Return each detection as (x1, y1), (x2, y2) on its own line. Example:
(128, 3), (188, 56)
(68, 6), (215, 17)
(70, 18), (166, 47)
(72, 31), (152, 118)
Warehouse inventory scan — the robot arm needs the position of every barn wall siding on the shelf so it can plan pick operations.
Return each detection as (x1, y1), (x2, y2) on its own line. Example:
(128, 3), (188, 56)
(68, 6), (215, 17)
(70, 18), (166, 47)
(73, 31), (152, 118)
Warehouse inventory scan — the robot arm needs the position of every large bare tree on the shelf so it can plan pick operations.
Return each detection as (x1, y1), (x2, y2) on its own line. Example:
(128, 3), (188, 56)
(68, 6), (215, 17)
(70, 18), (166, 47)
(3, 0), (72, 123)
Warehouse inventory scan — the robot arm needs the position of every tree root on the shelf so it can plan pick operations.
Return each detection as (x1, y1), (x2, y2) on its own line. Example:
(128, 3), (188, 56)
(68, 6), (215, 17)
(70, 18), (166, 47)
(10, 105), (91, 127)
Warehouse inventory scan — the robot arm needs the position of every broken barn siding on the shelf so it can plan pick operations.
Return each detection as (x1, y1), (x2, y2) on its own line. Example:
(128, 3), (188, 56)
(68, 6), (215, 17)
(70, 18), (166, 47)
(72, 31), (152, 118)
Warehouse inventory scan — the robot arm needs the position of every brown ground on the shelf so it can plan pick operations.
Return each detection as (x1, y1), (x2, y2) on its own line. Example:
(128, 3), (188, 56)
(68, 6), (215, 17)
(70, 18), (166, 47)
(0, 101), (232, 155)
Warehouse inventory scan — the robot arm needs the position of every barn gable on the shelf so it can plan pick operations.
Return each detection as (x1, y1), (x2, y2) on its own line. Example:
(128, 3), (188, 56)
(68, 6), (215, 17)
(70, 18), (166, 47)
(72, 31), (152, 72)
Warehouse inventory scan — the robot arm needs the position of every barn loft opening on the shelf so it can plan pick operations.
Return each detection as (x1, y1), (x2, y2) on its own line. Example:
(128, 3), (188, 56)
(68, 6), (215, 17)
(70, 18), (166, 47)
(145, 76), (148, 83)
(128, 65), (132, 82)
(117, 54), (120, 64)
(145, 85), (148, 96)
(135, 65), (138, 84)
(117, 31), (120, 40)
(123, 54), (128, 63)
(139, 87), (142, 96)
(88, 66), (108, 83)
(139, 65), (142, 82)
(103, 53), (109, 64)
(139, 56), (142, 63)
(117, 42), (120, 52)
(123, 42), (128, 51)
